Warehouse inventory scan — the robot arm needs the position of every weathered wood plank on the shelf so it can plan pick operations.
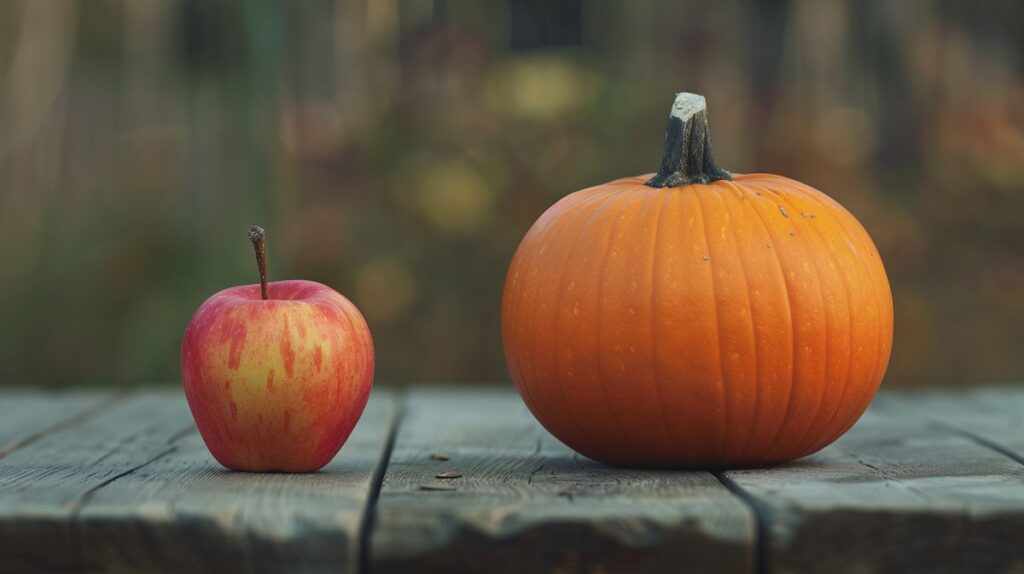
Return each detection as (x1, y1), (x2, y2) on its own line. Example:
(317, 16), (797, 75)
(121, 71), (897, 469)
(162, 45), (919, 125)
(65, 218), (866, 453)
(0, 388), (396, 573)
(0, 389), (116, 459)
(4, 385), (1023, 573)
(78, 389), (395, 574)
(370, 388), (755, 573)
(722, 393), (1024, 574)
(0, 390), (189, 569)
(876, 387), (1024, 465)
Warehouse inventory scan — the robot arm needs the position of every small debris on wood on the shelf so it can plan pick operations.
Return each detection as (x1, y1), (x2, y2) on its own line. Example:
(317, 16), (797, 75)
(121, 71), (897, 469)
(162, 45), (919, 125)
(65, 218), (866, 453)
(779, 205), (789, 218)
(419, 483), (457, 492)
(766, 243), (772, 249)
(558, 484), (578, 498)
(430, 452), (450, 461)
(789, 231), (796, 237)
(436, 471), (463, 479)
(702, 254), (709, 261)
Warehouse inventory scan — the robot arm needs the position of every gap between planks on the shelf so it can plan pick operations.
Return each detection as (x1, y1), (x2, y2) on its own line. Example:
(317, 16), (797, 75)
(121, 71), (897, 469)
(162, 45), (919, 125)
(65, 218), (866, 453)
(0, 386), (404, 572)
(711, 389), (1024, 574)
(2, 388), (404, 572)
(1, 387), (756, 573)
(6, 386), (1024, 574)
(714, 472), (769, 574)
(723, 388), (1024, 573)
(367, 388), (757, 573)
(357, 392), (406, 574)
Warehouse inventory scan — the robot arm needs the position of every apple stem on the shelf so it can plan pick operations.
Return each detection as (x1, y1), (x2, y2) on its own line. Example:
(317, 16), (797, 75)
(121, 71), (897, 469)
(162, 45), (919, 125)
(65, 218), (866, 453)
(249, 225), (269, 300)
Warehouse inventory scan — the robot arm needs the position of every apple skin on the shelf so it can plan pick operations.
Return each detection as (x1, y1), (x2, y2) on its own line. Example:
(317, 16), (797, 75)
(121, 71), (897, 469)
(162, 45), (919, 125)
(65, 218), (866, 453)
(181, 279), (374, 472)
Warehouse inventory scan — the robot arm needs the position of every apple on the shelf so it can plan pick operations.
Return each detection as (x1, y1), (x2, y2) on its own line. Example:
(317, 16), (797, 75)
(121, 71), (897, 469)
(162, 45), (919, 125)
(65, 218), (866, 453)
(181, 225), (374, 472)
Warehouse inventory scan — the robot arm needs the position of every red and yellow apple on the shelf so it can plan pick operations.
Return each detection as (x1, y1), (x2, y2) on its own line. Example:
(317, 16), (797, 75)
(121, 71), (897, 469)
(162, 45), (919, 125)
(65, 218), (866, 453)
(181, 227), (374, 472)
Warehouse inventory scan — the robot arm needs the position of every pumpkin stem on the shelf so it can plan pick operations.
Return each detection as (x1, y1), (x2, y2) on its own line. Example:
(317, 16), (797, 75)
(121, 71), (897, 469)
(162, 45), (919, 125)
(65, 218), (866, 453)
(645, 92), (731, 187)
(249, 225), (269, 300)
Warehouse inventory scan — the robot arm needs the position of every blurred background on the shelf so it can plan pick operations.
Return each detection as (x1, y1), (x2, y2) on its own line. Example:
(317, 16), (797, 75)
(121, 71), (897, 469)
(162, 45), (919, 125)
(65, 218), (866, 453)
(0, 0), (1021, 388)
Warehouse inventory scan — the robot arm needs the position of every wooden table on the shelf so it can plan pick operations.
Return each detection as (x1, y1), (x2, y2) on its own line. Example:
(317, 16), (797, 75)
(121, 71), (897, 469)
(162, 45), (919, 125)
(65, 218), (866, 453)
(1, 386), (1022, 573)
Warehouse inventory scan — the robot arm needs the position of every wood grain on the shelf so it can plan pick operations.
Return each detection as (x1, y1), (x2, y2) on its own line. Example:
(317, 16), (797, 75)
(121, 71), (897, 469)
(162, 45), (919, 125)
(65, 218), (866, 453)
(0, 389), (117, 459)
(876, 387), (1024, 465)
(0, 390), (186, 569)
(81, 389), (395, 574)
(369, 388), (755, 573)
(722, 392), (1024, 574)
(3, 386), (1024, 573)
(0, 388), (396, 573)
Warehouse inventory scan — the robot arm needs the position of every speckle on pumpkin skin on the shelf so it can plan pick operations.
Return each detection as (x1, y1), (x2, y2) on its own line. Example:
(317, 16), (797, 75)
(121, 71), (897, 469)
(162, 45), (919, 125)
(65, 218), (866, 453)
(779, 205), (789, 217)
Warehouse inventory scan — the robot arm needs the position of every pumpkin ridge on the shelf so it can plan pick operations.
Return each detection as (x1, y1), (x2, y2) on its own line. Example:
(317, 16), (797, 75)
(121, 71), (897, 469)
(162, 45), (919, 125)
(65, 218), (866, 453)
(514, 188), (619, 442)
(502, 93), (892, 469)
(786, 186), (890, 450)
(548, 188), (626, 460)
(739, 182), (800, 462)
(753, 182), (830, 461)
(594, 194), (640, 457)
(719, 180), (764, 461)
(760, 185), (847, 457)
(648, 187), (682, 462)
(782, 185), (883, 446)
(783, 186), (886, 401)
(692, 186), (732, 464)
(766, 185), (859, 456)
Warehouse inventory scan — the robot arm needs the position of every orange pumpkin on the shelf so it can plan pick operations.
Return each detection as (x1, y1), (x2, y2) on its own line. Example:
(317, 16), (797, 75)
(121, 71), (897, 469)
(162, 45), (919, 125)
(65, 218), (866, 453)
(502, 93), (893, 468)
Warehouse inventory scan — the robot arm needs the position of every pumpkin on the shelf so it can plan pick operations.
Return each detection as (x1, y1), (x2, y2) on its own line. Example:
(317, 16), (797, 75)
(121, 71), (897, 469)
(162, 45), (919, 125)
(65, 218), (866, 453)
(501, 93), (893, 468)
